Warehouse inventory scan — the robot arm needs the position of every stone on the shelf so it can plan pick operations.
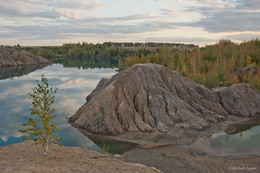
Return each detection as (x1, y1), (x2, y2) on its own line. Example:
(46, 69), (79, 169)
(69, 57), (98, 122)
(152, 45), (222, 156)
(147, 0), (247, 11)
(0, 46), (50, 67)
(69, 63), (260, 136)
(217, 84), (260, 117)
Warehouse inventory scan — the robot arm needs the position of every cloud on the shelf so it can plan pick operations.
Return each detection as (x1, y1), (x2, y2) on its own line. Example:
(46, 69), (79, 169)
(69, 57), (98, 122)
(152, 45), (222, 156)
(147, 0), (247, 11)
(0, 0), (105, 20)
(193, 10), (260, 33)
(179, 0), (260, 33)
(142, 36), (217, 43)
(0, 1), (60, 19)
(52, 0), (105, 10)
(55, 9), (84, 20)
(227, 33), (260, 41)
(236, 0), (260, 10)
(2, 17), (179, 41)
(0, 0), (259, 45)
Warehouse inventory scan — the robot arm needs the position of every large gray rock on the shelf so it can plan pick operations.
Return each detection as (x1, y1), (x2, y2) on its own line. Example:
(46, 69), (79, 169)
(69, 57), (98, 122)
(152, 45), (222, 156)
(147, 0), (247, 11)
(217, 84), (260, 117)
(0, 46), (50, 67)
(69, 63), (260, 136)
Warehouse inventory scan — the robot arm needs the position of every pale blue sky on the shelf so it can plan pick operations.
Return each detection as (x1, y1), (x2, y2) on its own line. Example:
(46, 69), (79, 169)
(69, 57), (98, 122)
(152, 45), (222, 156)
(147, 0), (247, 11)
(0, 0), (259, 46)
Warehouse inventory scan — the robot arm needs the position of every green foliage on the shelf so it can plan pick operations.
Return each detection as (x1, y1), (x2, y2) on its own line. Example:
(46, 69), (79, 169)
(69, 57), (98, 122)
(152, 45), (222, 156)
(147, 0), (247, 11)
(23, 43), (132, 61)
(18, 75), (61, 155)
(14, 54), (26, 63)
(119, 39), (260, 90)
(252, 75), (260, 90)
(101, 141), (110, 153)
(22, 39), (260, 90)
(23, 43), (134, 69)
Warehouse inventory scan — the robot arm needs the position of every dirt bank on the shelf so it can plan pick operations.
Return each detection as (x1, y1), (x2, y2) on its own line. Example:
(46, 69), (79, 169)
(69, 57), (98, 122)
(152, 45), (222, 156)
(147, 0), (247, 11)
(0, 141), (160, 173)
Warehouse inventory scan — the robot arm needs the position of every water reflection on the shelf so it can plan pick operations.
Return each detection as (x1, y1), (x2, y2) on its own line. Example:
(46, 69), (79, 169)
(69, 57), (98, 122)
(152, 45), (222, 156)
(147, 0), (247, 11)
(60, 126), (102, 152)
(0, 64), (117, 152)
(225, 119), (260, 135)
(195, 125), (260, 155)
(53, 57), (118, 70)
(89, 137), (137, 154)
(0, 64), (49, 80)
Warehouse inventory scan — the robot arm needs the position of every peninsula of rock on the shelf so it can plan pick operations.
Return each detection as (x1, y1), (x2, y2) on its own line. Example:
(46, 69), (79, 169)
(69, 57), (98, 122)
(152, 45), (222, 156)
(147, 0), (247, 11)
(0, 46), (50, 67)
(69, 63), (260, 143)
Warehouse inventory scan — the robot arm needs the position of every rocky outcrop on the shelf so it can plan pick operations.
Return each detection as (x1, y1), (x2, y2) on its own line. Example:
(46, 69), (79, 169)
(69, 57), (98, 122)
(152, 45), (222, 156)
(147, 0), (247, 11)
(0, 46), (50, 67)
(69, 63), (260, 136)
(217, 84), (260, 117)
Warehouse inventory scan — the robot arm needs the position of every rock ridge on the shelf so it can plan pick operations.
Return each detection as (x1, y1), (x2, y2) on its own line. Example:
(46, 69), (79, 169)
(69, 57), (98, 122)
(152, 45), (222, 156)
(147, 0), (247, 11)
(70, 63), (260, 137)
(0, 46), (50, 67)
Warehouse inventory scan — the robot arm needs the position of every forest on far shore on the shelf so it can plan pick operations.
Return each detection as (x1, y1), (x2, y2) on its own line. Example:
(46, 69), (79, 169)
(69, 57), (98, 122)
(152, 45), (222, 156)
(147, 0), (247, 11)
(119, 39), (260, 90)
(22, 39), (260, 90)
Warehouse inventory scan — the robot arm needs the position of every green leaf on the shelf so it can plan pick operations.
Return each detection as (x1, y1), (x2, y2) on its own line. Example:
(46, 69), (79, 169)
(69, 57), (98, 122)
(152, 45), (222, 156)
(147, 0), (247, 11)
(17, 74), (61, 153)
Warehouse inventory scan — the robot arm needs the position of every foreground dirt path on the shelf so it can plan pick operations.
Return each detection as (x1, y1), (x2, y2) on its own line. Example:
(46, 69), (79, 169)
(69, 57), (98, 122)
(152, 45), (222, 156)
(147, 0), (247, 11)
(0, 141), (160, 173)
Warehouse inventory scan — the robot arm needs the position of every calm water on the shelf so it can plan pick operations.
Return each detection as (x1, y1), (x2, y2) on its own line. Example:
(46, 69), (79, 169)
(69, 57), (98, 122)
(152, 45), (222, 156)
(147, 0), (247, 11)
(0, 64), (135, 154)
(195, 125), (260, 155)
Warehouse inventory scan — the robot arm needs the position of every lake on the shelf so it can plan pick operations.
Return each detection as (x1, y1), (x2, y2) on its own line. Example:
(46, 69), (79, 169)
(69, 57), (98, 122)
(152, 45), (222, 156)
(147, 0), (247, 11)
(0, 63), (259, 156)
(193, 123), (260, 156)
(0, 64), (137, 154)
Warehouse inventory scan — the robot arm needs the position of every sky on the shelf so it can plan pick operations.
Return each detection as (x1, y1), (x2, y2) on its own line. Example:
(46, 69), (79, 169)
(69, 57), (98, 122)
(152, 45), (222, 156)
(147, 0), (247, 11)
(0, 0), (259, 46)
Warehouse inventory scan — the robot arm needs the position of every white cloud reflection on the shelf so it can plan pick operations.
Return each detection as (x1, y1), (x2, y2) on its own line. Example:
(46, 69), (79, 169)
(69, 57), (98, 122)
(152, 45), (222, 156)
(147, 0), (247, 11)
(194, 126), (260, 155)
(0, 64), (116, 150)
(58, 78), (89, 89)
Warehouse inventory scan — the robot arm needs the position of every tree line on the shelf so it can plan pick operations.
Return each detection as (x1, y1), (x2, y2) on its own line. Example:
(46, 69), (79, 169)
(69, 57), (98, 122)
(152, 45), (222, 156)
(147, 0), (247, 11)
(23, 42), (196, 61)
(23, 42), (131, 69)
(103, 42), (197, 50)
(24, 42), (129, 60)
(119, 39), (260, 90)
(23, 39), (260, 90)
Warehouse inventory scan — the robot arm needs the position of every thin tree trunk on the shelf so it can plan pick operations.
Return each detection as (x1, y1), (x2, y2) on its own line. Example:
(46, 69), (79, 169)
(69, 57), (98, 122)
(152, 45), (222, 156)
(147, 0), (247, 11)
(43, 141), (49, 156)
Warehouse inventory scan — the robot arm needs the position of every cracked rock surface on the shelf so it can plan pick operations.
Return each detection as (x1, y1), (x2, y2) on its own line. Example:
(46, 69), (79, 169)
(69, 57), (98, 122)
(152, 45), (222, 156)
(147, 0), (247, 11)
(69, 63), (260, 137)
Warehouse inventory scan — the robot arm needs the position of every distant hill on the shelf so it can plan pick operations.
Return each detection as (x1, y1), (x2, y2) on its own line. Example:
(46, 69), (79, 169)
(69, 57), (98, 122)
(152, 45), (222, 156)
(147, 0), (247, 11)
(0, 45), (50, 67)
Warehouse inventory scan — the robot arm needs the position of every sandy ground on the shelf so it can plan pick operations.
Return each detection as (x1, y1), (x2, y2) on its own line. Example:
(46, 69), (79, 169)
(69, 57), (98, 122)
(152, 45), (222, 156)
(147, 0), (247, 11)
(0, 141), (160, 173)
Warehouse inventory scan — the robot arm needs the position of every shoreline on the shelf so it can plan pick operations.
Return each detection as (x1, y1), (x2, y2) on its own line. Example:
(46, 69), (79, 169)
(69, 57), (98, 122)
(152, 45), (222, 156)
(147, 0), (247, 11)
(70, 116), (257, 148)
(1, 116), (259, 172)
(225, 118), (260, 135)
(71, 117), (260, 173)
